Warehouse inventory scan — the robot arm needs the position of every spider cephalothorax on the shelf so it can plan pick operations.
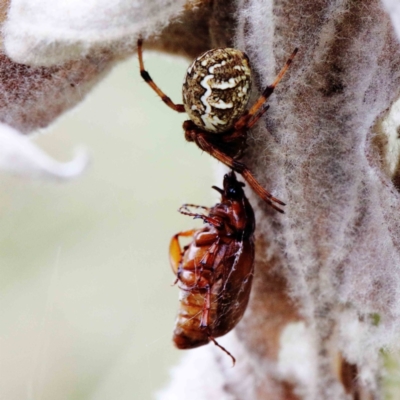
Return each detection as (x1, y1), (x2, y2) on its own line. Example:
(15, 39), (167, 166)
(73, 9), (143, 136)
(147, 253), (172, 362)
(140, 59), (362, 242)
(138, 39), (297, 212)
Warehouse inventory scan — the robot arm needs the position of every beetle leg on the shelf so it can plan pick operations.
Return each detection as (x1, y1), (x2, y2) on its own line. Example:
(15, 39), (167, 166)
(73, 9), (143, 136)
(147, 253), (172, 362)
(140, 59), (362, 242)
(234, 48), (298, 130)
(193, 238), (220, 286)
(178, 205), (224, 228)
(198, 238), (220, 268)
(178, 204), (210, 218)
(194, 231), (219, 247)
(200, 285), (211, 328)
(193, 133), (285, 212)
(137, 39), (185, 113)
(209, 336), (236, 366)
(180, 203), (209, 212)
(169, 229), (197, 275)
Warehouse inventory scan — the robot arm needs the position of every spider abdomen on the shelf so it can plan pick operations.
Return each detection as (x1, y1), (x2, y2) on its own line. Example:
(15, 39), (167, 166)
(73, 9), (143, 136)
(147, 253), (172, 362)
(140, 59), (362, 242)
(182, 48), (252, 133)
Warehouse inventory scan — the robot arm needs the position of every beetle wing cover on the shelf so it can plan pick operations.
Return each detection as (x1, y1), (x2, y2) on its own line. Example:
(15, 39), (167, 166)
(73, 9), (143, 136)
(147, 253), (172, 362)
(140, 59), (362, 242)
(211, 238), (255, 337)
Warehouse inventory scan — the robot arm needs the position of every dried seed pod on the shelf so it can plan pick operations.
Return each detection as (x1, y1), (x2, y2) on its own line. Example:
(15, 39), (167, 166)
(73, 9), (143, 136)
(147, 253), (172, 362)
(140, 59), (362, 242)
(169, 171), (255, 364)
(182, 48), (252, 133)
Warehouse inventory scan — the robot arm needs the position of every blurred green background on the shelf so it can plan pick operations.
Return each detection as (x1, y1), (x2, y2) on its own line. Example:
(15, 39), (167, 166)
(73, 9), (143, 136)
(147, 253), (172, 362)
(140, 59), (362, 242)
(0, 53), (217, 399)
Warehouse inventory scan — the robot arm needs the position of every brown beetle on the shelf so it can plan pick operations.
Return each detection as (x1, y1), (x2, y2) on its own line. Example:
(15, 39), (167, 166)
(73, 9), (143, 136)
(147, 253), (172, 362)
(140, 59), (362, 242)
(169, 171), (255, 365)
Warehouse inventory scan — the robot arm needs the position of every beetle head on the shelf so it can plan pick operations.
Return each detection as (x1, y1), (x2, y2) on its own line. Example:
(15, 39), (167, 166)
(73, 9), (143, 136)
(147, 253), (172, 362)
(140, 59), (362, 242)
(211, 171), (255, 237)
(212, 171), (245, 201)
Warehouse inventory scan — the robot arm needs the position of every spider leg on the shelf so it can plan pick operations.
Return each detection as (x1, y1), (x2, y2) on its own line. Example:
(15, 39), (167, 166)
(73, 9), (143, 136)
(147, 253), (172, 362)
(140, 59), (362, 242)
(234, 48), (298, 130)
(220, 128), (247, 143)
(247, 104), (270, 129)
(209, 129), (248, 159)
(137, 38), (185, 113)
(194, 133), (285, 212)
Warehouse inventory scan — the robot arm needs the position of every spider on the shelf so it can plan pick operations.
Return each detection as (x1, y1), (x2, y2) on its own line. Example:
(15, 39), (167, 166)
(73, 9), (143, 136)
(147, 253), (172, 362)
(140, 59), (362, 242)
(137, 39), (297, 212)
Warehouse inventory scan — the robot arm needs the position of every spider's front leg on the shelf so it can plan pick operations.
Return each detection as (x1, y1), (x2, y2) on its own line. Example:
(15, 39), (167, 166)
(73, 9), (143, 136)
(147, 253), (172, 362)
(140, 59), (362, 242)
(184, 121), (285, 213)
(137, 39), (185, 113)
(234, 48), (298, 131)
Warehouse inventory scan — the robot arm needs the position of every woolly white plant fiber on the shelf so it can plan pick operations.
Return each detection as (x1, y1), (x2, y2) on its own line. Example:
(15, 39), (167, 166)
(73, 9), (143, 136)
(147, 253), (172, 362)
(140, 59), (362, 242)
(0, 122), (88, 179)
(382, 0), (400, 41)
(3, 0), (189, 66)
(0, 46), (115, 179)
(2, 0), (400, 398)
(161, 0), (400, 399)
(0, 0), (190, 178)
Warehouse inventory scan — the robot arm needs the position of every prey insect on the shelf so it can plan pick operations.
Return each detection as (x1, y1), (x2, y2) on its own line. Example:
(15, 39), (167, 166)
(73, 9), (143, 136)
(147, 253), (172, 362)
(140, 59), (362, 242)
(169, 171), (255, 365)
(138, 39), (297, 212)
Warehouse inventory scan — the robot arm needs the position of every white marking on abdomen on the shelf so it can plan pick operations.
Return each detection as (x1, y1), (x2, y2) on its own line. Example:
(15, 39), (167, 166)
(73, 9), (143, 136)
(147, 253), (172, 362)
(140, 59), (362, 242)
(209, 63), (222, 73)
(212, 99), (233, 109)
(200, 74), (230, 131)
(200, 75), (213, 113)
(200, 74), (216, 131)
(212, 77), (240, 90)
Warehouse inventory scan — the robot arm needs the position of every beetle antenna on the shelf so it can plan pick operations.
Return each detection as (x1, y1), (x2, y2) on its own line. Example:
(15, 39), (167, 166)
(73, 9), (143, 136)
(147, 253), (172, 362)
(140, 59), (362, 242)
(212, 186), (224, 195)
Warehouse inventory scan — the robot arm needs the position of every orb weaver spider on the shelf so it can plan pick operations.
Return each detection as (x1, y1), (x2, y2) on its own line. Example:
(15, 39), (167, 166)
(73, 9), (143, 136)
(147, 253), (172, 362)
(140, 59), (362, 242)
(137, 39), (297, 213)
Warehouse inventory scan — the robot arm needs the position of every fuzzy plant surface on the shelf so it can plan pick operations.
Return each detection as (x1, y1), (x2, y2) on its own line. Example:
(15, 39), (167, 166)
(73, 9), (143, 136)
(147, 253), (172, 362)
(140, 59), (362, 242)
(2, 0), (400, 399)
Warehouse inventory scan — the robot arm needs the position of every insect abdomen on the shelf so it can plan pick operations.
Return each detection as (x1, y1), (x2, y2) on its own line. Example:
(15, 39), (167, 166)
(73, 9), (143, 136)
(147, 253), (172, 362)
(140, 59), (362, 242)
(173, 287), (210, 349)
(173, 239), (254, 349)
(182, 48), (252, 133)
